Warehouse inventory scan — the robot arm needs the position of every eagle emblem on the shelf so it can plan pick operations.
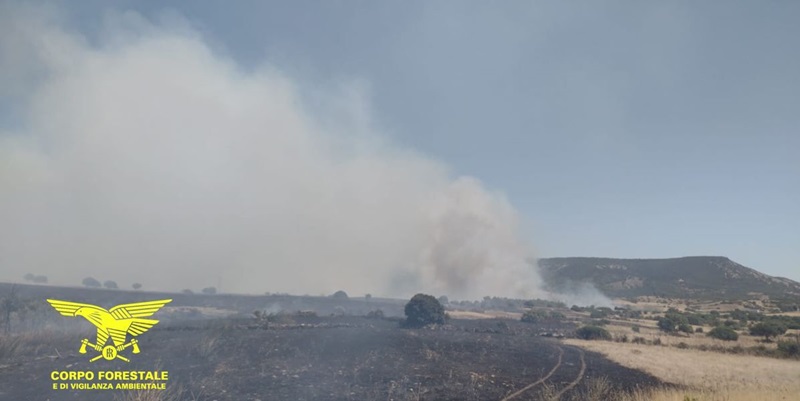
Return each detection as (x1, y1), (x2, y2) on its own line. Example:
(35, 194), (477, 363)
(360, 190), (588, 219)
(47, 299), (172, 362)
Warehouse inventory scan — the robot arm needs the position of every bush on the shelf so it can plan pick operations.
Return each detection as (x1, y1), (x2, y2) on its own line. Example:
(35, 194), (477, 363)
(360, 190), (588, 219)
(521, 309), (564, 324)
(632, 336), (646, 344)
(201, 287), (217, 295)
(32, 275), (48, 284)
(631, 325), (641, 333)
(132, 283), (142, 290)
(366, 309), (384, 319)
(678, 323), (693, 334)
(403, 294), (446, 328)
(695, 327), (704, 333)
(777, 340), (799, 358)
(82, 277), (101, 288)
(707, 326), (739, 341)
(575, 325), (611, 341)
(332, 290), (348, 299)
(103, 280), (118, 289)
(657, 317), (676, 332)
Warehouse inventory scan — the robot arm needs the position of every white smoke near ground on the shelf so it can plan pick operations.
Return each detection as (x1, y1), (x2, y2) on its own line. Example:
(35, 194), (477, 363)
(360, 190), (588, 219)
(0, 4), (604, 303)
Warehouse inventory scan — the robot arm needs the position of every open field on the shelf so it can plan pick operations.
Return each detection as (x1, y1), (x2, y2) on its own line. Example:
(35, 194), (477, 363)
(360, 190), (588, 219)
(565, 339), (800, 400)
(3, 282), (800, 400)
(0, 316), (662, 401)
(0, 283), (666, 400)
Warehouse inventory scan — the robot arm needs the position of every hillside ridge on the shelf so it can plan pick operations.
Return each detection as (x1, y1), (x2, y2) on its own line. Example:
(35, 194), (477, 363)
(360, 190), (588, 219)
(538, 256), (800, 301)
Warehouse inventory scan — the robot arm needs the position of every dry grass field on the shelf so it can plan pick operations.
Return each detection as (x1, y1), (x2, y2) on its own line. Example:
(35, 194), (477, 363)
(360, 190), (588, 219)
(565, 339), (800, 401)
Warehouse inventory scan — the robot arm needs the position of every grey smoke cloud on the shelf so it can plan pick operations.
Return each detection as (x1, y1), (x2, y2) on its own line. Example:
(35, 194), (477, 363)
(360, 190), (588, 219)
(0, 5), (544, 299)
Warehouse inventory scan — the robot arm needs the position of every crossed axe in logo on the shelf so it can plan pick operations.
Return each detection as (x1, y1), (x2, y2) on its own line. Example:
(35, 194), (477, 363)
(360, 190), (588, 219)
(79, 338), (141, 363)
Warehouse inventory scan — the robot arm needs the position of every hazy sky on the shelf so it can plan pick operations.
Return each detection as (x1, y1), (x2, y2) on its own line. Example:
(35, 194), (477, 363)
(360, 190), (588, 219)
(1, 1), (798, 291)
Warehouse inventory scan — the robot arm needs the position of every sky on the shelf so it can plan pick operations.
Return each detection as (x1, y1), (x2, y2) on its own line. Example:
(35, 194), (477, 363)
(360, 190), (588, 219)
(0, 1), (798, 294)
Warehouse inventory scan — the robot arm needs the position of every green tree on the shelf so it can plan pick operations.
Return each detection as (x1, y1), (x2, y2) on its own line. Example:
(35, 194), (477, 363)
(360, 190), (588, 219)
(332, 290), (349, 299)
(750, 322), (787, 341)
(82, 277), (101, 288)
(103, 280), (118, 289)
(404, 293), (445, 327)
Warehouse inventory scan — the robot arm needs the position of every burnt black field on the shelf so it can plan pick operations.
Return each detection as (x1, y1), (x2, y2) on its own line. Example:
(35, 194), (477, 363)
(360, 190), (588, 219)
(0, 283), (664, 400)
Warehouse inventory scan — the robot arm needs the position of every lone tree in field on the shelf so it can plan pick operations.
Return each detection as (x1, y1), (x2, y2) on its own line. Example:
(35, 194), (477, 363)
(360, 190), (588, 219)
(132, 283), (142, 290)
(82, 277), (101, 288)
(750, 322), (787, 341)
(404, 293), (446, 328)
(201, 286), (217, 295)
(332, 290), (349, 300)
(23, 273), (35, 282)
(103, 280), (118, 289)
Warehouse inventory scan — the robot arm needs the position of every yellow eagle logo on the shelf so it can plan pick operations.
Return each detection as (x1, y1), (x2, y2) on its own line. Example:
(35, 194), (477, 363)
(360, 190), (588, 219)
(47, 299), (172, 362)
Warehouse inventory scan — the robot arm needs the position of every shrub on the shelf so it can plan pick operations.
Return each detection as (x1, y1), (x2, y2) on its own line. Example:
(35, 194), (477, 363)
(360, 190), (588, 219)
(132, 283), (142, 290)
(695, 327), (704, 333)
(332, 290), (348, 299)
(201, 287), (217, 295)
(657, 317), (675, 332)
(632, 336), (646, 344)
(32, 275), (48, 284)
(182, 289), (194, 294)
(81, 277), (101, 288)
(366, 309), (384, 319)
(589, 310), (608, 319)
(631, 325), (641, 333)
(521, 310), (545, 324)
(707, 326), (739, 341)
(676, 342), (689, 349)
(103, 280), (118, 289)
(678, 323), (693, 334)
(777, 340), (799, 358)
(575, 325), (611, 341)
(403, 294), (446, 328)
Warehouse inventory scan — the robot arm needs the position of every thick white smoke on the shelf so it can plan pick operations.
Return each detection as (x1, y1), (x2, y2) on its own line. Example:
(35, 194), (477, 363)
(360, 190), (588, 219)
(0, 4), (543, 299)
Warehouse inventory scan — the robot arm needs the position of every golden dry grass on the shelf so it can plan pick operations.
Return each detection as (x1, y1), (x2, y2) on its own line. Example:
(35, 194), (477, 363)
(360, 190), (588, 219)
(565, 339), (800, 400)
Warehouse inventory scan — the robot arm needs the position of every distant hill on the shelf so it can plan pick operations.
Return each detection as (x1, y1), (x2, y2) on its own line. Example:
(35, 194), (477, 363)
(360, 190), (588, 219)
(538, 256), (800, 301)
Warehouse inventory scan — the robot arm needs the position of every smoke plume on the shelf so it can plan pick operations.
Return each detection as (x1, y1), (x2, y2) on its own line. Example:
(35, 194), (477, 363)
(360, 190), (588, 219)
(0, 4), (544, 299)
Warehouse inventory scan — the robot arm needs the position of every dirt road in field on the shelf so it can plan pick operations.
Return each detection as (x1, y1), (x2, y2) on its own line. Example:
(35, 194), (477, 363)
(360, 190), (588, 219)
(500, 345), (586, 401)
